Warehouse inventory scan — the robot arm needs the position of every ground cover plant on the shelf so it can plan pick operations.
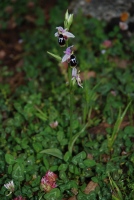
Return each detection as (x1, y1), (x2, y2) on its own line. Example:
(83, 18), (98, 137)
(0, 1), (134, 199)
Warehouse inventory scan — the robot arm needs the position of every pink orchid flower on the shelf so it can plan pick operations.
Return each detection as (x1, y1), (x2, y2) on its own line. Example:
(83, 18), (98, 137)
(54, 26), (75, 38)
(62, 45), (73, 62)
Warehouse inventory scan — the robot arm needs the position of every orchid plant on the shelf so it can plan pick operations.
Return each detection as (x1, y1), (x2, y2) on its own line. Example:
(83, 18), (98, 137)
(48, 10), (82, 88)
(47, 10), (83, 149)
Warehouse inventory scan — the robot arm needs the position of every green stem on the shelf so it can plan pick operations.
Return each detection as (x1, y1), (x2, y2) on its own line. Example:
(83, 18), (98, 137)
(68, 67), (74, 140)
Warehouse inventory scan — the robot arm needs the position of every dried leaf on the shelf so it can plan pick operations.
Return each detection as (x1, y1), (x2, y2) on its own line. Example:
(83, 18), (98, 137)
(109, 57), (130, 69)
(80, 70), (96, 80)
(0, 50), (6, 59)
(84, 181), (98, 194)
(68, 196), (77, 200)
(87, 153), (93, 160)
(25, 15), (36, 23)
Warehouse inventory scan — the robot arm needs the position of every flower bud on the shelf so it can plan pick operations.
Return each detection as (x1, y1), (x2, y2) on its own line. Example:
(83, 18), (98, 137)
(67, 14), (73, 29)
(65, 9), (69, 21)
(64, 10), (73, 30)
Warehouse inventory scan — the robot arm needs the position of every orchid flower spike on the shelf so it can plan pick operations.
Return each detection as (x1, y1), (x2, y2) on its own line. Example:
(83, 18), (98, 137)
(62, 45), (73, 62)
(54, 26), (75, 38)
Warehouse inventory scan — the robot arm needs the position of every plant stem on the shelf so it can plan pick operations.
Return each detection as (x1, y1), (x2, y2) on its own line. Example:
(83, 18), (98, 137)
(68, 67), (74, 140)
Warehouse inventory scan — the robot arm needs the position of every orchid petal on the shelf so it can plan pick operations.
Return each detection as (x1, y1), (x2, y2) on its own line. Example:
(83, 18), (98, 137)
(63, 31), (75, 38)
(76, 76), (83, 88)
(77, 82), (83, 88)
(54, 32), (59, 37)
(56, 26), (64, 33)
(72, 67), (77, 77)
(62, 54), (70, 62)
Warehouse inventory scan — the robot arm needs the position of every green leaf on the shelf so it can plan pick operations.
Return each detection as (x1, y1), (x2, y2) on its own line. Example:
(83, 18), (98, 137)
(57, 131), (64, 142)
(78, 162), (85, 169)
(33, 142), (43, 152)
(35, 106), (47, 122)
(43, 157), (49, 170)
(108, 173), (123, 200)
(60, 180), (77, 192)
(40, 148), (63, 159)
(44, 188), (61, 200)
(91, 177), (99, 183)
(47, 51), (61, 61)
(69, 164), (75, 173)
(68, 180), (78, 189)
(59, 171), (67, 180)
(74, 166), (80, 175)
(49, 165), (58, 171)
(12, 163), (24, 181)
(72, 151), (86, 165)
(58, 164), (68, 171)
(5, 154), (15, 164)
(83, 159), (96, 167)
(64, 151), (71, 162)
(108, 101), (131, 150)
(8, 165), (12, 174)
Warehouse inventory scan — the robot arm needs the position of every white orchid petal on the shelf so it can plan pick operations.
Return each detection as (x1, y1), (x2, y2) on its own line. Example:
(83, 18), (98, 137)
(72, 67), (77, 77)
(63, 31), (75, 38)
(62, 54), (70, 62)
(78, 83), (83, 88)
(56, 26), (64, 32)
(54, 32), (59, 37)
(76, 76), (83, 88)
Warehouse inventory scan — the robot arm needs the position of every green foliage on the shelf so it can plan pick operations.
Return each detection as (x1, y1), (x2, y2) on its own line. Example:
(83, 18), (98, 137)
(0, 0), (134, 199)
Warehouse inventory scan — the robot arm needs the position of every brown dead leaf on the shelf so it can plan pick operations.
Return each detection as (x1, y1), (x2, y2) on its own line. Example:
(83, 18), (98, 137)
(25, 15), (36, 23)
(80, 70), (96, 81)
(84, 181), (98, 194)
(4, 6), (14, 14)
(15, 59), (24, 68)
(87, 153), (93, 160)
(14, 43), (23, 52)
(109, 56), (130, 69)
(89, 120), (130, 135)
(101, 154), (110, 163)
(71, 188), (78, 195)
(89, 122), (110, 135)
(68, 196), (77, 200)
(9, 72), (24, 92)
(27, 1), (35, 8)
(0, 50), (6, 59)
